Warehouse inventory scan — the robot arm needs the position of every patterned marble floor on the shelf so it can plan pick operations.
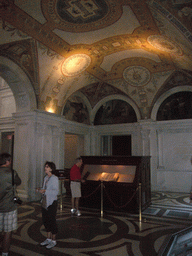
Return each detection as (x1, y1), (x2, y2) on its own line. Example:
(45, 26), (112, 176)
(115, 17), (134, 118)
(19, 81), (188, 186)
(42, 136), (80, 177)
(1, 192), (192, 256)
(143, 191), (192, 220)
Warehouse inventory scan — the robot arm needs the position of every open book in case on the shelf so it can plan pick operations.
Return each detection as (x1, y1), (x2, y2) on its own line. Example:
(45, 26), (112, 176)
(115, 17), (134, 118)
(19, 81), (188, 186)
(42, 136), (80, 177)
(82, 164), (136, 183)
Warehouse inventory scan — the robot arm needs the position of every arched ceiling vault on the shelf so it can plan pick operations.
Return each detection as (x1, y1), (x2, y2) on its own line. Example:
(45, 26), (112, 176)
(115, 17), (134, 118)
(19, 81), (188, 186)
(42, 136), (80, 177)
(0, 0), (192, 120)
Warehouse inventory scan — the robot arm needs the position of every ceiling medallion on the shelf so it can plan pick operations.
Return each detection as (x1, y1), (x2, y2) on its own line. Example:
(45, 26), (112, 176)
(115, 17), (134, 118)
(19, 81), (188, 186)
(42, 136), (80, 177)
(147, 35), (183, 55)
(61, 54), (91, 76)
(123, 66), (151, 87)
(42, 0), (122, 32)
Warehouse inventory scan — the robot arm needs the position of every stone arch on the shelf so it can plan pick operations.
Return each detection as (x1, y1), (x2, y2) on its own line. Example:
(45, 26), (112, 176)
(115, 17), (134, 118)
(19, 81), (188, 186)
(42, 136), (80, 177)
(91, 95), (141, 124)
(0, 56), (37, 112)
(151, 86), (192, 121)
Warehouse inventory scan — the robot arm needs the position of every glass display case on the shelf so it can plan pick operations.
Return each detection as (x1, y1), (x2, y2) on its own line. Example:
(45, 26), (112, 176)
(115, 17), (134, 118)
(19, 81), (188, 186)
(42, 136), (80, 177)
(80, 156), (151, 213)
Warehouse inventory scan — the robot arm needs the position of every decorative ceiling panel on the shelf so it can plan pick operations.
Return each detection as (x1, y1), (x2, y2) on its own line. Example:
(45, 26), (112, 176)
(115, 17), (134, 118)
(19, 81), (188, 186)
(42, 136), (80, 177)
(0, 0), (192, 120)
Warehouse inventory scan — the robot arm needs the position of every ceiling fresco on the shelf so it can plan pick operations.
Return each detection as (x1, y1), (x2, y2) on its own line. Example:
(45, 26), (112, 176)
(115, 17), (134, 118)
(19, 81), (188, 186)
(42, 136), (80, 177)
(0, 39), (39, 94)
(94, 99), (137, 125)
(0, 0), (192, 123)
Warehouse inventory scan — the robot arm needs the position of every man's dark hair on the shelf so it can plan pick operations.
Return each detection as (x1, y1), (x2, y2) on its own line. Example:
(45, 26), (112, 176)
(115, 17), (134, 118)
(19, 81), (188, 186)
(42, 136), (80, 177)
(44, 161), (56, 173)
(75, 157), (82, 164)
(0, 152), (11, 166)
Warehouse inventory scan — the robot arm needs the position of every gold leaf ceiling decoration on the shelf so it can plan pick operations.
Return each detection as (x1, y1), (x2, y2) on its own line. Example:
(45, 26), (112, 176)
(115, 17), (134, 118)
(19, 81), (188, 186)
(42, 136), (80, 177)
(0, 0), (192, 120)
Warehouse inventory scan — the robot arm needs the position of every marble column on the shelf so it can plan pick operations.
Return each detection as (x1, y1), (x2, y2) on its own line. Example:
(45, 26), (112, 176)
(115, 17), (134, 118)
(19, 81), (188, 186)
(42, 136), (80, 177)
(13, 110), (65, 201)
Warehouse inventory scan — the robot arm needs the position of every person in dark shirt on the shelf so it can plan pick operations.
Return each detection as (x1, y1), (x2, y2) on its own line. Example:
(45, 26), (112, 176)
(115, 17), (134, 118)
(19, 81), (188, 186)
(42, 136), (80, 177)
(0, 153), (21, 256)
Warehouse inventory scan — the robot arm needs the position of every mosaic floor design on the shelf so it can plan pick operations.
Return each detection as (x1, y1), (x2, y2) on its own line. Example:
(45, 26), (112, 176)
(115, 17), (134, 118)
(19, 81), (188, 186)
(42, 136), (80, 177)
(1, 192), (192, 256)
(143, 191), (192, 221)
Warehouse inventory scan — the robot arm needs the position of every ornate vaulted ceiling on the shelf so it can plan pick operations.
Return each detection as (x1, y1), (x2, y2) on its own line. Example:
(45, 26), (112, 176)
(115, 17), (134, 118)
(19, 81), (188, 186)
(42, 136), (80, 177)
(0, 0), (192, 122)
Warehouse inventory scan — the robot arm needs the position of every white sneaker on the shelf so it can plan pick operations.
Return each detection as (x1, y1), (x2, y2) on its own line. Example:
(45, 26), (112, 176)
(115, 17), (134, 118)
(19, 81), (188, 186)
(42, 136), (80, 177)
(71, 208), (76, 214)
(40, 238), (51, 246)
(2, 252), (9, 256)
(76, 210), (81, 216)
(46, 240), (57, 249)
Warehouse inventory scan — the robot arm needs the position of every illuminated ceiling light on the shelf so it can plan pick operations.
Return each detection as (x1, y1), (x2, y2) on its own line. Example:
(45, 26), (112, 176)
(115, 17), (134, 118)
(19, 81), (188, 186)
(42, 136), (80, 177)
(45, 102), (55, 113)
(46, 107), (55, 113)
(61, 54), (91, 76)
(147, 35), (183, 55)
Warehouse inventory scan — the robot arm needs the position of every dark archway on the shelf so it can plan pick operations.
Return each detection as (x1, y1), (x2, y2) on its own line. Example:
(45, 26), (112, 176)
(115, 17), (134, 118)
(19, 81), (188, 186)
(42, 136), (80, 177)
(157, 91), (192, 121)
